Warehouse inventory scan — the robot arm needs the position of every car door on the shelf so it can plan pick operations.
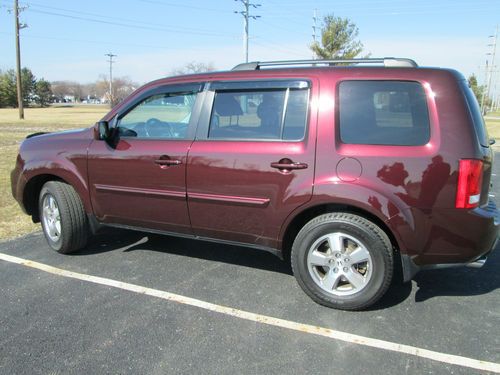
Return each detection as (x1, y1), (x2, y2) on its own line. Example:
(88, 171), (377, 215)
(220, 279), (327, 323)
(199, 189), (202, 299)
(88, 83), (204, 234)
(186, 79), (317, 249)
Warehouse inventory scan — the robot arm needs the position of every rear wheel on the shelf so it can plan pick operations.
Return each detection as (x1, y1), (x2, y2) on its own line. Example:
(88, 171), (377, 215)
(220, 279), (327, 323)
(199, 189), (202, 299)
(39, 181), (89, 254)
(291, 213), (393, 310)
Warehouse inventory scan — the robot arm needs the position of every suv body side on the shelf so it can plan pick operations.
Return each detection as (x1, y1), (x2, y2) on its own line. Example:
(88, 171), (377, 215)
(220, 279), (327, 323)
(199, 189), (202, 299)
(10, 67), (497, 273)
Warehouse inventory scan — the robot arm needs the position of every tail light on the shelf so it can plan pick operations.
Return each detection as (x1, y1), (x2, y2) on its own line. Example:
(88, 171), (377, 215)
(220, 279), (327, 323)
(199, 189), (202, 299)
(455, 159), (483, 209)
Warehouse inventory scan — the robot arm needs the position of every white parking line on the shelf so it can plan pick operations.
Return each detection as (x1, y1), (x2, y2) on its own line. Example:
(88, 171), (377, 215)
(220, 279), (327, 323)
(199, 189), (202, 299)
(1, 252), (499, 374)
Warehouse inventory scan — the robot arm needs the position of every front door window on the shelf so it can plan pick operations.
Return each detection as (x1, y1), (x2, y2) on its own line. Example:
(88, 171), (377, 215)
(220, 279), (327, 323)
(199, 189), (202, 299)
(118, 92), (197, 139)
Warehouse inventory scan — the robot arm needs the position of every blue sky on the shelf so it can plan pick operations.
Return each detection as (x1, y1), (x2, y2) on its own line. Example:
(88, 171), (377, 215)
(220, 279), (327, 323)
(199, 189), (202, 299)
(0, 0), (498, 85)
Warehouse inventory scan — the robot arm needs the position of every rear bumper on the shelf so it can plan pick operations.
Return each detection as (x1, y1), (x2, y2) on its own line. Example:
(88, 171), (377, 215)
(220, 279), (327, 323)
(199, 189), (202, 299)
(401, 199), (499, 282)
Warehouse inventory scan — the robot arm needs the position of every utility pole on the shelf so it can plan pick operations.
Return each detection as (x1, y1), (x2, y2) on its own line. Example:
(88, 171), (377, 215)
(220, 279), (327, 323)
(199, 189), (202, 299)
(491, 79), (498, 111)
(14, 0), (27, 120)
(495, 74), (500, 111)
(234, 0), (261, 63)
(481, 25), (498, 114)
(480, 60), (489, 113)
(496, 90), (500, 111)
(312, 9), (318, 59)
(486, 26), (498, 113)
(105, 53), (116, 107)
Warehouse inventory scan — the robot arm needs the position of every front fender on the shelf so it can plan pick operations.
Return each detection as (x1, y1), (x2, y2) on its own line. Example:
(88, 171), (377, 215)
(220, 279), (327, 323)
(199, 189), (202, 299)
(15, 128), (94, 215)
(22, 158), (92, 214)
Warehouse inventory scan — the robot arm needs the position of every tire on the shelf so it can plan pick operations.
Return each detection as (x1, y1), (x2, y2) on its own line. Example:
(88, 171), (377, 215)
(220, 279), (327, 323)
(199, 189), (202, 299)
(39, 181), (89, 254)
(291, 213), (393, 310)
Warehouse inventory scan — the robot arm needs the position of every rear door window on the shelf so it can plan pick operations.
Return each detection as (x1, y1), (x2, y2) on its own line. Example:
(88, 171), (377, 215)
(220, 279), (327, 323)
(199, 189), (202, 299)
(339, 81), (430, 146)
(208, 88), (309, 141)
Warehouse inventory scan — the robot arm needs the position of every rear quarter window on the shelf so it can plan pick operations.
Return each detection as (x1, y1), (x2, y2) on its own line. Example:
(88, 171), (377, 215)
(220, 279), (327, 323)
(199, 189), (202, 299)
(338, 81), (430, 146)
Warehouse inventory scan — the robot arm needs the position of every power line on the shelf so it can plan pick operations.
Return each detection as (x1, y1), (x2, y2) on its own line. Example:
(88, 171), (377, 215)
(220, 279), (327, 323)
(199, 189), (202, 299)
(262, 0), (496, 12)
(262, 3), (495, 17)
(22, 1), (237, 37)
(25, 8), (238, 38)
(0, 31), (188, 51)
(137, 0), (230, 13)
(234, 0), (261, 63)
(0, 31), (190, 51)
(0, 30), (308, 61)
(252, 39), (306, 58)
(258, 19), (305, 35)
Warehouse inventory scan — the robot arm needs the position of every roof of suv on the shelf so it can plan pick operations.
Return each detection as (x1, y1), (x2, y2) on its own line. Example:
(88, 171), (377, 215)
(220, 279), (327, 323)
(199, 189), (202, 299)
(231, 57), (418, 71)
(158, 57), (465, 84)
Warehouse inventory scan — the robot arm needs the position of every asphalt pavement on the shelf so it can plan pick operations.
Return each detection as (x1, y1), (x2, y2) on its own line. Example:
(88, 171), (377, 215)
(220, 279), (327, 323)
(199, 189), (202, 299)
(1, 155), (499, 374)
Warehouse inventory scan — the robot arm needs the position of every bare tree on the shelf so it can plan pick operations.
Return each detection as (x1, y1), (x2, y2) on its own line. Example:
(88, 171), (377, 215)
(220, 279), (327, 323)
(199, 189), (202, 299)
(94, 75), (138, 105)
(51, 81), (84, 102)
(170, 61), (216, 76)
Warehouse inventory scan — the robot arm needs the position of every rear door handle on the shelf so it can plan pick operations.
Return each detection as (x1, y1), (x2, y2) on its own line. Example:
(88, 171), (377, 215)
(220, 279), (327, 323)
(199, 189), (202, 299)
(270, 159), (308, 171)
(154, 156), (182, 167)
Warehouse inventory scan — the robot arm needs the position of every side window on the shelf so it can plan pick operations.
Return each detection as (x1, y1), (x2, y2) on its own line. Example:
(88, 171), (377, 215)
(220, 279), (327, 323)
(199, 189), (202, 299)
(208, 88), (308, 141)
(339, 81), (430, 146)
(117, 92), (197, 139)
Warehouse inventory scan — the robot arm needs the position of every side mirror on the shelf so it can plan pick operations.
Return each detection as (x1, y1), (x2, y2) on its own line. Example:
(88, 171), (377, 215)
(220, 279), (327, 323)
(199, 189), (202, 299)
(96, 121), (110, 140)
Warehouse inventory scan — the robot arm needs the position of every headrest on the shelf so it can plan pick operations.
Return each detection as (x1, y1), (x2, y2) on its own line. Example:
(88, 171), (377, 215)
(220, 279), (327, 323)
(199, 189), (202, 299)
(215, 94), (243, 116)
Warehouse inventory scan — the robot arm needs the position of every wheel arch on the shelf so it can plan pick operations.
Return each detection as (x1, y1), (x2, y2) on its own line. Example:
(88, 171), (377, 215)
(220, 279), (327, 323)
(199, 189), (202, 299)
(280, 202), (403, 264)
(23, 172), (90, 223)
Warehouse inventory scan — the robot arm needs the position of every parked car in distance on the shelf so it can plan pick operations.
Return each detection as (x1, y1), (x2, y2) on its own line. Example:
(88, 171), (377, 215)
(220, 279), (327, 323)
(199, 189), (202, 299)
(11, 58), (499, 310)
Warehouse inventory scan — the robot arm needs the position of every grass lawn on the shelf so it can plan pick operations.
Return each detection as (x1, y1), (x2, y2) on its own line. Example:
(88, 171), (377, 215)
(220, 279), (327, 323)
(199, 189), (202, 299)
(0, 105), (108, 240)
(1, 105), (500, 241)
(485, 111), (500, 141)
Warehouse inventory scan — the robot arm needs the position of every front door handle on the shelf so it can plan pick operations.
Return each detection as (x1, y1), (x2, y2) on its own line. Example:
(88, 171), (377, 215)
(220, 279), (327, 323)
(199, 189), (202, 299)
(154, 156), (182, 167)
(271, 158), (308, 172)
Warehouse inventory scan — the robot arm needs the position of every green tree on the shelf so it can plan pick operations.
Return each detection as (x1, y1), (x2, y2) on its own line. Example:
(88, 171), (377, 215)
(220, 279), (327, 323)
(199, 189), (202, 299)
(34, 79), (52, 107)
(0, 68), (46, 108)
(468, 74), (484, 103)
(311, 15), (365, 59)
(468, 74), (492, 111)
(21, 67), (36, 105)
(0, 70), (18, 108)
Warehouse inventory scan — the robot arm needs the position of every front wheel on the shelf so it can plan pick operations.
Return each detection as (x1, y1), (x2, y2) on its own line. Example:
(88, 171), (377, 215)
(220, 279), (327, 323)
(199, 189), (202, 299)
(291, 213), (393, 310)
(39, 181), (89, 254)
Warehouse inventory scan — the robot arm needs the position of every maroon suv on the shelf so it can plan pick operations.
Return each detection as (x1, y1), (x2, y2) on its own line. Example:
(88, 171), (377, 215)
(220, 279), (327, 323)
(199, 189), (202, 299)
(11, 58), (499, 310)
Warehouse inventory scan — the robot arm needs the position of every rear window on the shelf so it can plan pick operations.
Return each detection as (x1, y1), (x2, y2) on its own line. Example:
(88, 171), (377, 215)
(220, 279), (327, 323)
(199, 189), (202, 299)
(460, 80), (489, 147)
(339, 81), (430, 146)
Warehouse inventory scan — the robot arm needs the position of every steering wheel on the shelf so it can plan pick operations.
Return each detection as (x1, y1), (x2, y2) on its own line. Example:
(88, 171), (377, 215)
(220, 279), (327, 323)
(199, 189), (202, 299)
(144, 118), (174, 138)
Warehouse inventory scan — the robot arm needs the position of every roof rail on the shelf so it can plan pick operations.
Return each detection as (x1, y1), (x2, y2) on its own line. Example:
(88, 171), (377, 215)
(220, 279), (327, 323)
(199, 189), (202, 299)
(231, 57), (418, 71)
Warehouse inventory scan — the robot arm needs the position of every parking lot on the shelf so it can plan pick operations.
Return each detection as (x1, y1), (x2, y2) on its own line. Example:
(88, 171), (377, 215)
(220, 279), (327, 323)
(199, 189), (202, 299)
(1, 158), (500, 375)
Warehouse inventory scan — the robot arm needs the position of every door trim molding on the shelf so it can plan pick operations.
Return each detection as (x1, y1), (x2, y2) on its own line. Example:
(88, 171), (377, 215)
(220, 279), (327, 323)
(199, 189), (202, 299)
(94, 184), (186, 199)
(188, 192), (270, 207)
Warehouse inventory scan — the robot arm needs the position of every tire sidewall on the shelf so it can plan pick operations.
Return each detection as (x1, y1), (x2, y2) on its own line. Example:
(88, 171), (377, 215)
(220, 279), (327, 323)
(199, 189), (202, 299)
(293, 216), (390, 309)
(39, 185), (64, 252)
